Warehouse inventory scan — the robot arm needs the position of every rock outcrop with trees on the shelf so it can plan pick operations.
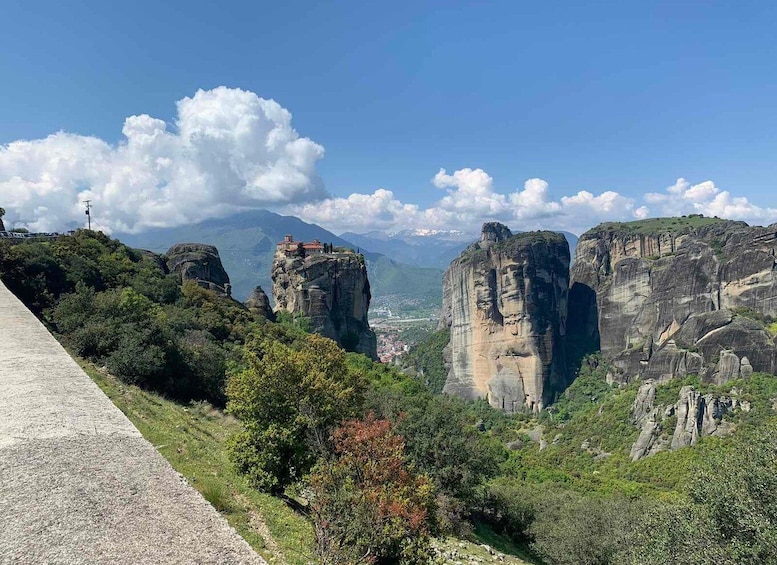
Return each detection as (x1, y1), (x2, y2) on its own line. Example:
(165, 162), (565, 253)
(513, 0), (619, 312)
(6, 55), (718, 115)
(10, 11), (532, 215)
(165, 243), (232, 297)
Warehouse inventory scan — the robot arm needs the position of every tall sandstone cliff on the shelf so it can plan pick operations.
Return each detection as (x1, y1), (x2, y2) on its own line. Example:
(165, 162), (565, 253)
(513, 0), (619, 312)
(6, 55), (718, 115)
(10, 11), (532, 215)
(272, 252), (378, 360)
(440, 223), (570, 413)
(570, 217), (777, 384)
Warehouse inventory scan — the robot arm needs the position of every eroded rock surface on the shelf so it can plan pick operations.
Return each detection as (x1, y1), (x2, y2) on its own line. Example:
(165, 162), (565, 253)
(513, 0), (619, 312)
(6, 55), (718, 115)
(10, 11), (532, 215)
(166, 243), (231, 296)
(628, 380), (741, 461)
(272, 253), (377, 359)
(570, 218), (777, 384)
(244, 286), (275, 321)
(440, 223), (570, 413)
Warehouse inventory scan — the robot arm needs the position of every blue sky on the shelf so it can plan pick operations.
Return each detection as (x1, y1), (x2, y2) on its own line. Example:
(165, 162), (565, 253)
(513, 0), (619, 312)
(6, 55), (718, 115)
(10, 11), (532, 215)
(2, 1), (777, 234)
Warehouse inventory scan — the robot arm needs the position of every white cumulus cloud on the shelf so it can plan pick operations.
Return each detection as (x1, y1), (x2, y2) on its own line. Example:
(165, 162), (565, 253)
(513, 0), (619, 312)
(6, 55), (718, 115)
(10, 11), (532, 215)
(292, 169), (644, 234)
(4, 89), (776, 237)
(644, 178), (777, 225)
(0, 86), (326, 232)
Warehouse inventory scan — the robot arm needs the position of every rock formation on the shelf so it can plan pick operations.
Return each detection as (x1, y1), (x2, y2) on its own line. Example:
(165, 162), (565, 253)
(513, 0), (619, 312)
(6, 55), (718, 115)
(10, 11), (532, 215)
(628, 380), (745, 461)
(569, 217), (777, 384)
(165, 243), (232, 297)
(244, 286), (276, 321)
(271, 251), (377, 360)
(440, 223), (570, 413)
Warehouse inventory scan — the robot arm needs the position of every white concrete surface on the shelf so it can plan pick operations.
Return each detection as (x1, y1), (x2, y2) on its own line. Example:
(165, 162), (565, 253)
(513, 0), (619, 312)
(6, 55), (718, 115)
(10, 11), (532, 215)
(0, 280), (265, 564)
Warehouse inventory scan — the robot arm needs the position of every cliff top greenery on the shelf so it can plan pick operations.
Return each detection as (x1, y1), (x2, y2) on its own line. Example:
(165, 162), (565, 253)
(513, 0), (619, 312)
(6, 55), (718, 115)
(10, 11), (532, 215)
(462, 230), (568, 261)
(585, 214), (741, 238)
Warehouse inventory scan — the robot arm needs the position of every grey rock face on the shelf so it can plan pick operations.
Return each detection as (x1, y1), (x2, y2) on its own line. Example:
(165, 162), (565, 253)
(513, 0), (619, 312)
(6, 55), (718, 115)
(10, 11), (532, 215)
(480, 222), (513, 246)
(628, 380), (739, 460)
(632, 381), (657, 426)
(570, 219), (777, 384)
(244, 286), (275, 321)
(166, 243), (231, 296)
(441, 223), (570, 413)
(271, 253), (377, 360)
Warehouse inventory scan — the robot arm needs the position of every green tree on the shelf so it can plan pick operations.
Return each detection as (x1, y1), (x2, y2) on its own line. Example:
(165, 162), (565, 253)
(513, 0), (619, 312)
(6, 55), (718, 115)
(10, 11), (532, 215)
(227, 333), (366, 493)
(367, 388), (505, 531)
(620, 423), (777, 564)
(528, 491), (639, 565)
(309, 414), (435, 565)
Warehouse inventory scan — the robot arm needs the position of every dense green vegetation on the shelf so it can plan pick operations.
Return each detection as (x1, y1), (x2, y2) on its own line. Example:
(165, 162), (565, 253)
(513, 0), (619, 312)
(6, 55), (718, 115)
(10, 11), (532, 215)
(0, 231), (264, 404)
(6, 229), (777, 564)
(591, 214), (732, 237)
(400, 328), (450, 393)
(227, 333), (366, 493)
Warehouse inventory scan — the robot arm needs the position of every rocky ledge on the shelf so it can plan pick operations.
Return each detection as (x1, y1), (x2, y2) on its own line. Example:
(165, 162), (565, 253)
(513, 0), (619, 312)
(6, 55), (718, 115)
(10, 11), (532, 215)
(629, 380), (749, 461)
(165, 243), (232, 297)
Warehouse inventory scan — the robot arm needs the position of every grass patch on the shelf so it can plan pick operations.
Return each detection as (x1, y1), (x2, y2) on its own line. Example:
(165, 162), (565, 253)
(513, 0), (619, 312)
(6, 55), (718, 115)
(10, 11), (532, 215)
(80, 359), (315, 565)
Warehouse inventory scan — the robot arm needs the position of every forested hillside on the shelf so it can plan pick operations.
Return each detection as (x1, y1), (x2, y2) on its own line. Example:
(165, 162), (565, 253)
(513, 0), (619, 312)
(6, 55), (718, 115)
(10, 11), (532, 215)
(3, 230), (777, 565)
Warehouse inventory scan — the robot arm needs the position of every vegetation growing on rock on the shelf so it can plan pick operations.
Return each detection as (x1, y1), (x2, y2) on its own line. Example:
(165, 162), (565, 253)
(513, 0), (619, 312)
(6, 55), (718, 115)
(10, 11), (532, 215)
(5, 218), (777, 564)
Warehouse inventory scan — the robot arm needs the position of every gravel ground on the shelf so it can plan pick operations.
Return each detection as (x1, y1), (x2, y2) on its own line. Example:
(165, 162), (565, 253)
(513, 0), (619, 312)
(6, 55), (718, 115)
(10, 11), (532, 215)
(0, 280), (265, 564)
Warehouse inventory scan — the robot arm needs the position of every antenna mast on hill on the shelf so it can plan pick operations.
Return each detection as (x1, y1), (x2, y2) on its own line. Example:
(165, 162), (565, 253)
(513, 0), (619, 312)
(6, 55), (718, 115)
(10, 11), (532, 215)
(83, 200), (92, 230)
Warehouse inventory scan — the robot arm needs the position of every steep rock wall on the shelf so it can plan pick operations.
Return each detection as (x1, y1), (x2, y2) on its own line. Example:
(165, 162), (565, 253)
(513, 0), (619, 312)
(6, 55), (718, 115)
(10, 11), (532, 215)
(272, 253), (377, 360)
(441, 223), (570, 413)
(570, 218), (777, 383)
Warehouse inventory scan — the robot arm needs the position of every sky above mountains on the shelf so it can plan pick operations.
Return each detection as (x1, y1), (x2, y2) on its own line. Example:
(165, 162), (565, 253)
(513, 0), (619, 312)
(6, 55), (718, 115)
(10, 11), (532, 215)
(2, 1), (777, 235)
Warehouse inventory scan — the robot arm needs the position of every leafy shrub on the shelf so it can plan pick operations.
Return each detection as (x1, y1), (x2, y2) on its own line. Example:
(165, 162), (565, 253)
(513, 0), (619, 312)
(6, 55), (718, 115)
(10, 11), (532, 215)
(226, 333), (366, 493)
(309, 414), (435, 564)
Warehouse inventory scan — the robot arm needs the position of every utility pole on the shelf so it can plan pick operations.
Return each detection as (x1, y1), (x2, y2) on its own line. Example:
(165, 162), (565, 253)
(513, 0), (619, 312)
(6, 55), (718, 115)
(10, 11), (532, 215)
(83, 200), (92, 230)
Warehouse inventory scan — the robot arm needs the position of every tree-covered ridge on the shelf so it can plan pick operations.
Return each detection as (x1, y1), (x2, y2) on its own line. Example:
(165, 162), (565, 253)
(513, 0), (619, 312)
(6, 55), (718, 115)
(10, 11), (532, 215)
(0, 230), (268, 403)
(584, 214), (741, 238)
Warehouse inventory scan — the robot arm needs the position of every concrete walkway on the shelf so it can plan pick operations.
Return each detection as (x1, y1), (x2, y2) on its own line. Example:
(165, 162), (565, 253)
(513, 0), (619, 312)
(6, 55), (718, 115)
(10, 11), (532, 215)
(0, 280), (265, 564)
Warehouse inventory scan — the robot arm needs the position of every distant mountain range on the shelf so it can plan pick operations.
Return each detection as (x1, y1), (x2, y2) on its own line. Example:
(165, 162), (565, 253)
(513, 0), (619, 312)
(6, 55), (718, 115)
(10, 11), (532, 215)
(118, 211), (580, 307)
(341, 228), (579, 269)
(118, 210), (443, 304)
